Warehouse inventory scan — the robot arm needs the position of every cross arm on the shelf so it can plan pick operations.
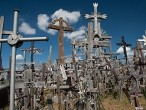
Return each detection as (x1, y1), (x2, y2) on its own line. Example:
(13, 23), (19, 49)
(49, 24), (72, 32)
(19, 37), (48, 42)
(85, 14), (94, 19)
(63, 27), (73, 32)
(0, 36), (48, 45)
(48, 24), (60, 30)
(125, 44), (132, 47)
(116, 43), (122, 46)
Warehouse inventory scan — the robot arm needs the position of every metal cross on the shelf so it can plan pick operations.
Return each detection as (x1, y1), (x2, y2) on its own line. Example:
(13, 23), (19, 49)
(0, 10), (48, 110)
(116, 36), (132, 64)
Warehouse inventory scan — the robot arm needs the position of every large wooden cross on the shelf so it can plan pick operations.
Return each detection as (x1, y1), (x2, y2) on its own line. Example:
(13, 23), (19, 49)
(48, 17), (72, 65)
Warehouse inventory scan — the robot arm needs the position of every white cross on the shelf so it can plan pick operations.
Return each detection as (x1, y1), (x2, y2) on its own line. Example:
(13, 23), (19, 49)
(138, 35), (146, 45)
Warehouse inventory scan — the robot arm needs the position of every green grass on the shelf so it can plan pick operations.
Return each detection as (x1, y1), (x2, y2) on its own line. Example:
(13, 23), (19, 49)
(101, 93), (146, 110)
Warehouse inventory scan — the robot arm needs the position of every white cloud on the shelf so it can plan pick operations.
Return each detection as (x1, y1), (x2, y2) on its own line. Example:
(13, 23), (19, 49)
(37, 14), (57, 35)
(37, 14), (49, 31)
(74, 35), (85, 41)
(19, 22), (36, 35)
(65, 57), (82, 63)
(127, 51), (134, 56)
(116, 46), (131, 54)
(116, 47), (134, 62)
(48, 29), (57, 35)
(64, 26), (86, 40)
(143, 50), (146, 56)
(16, 54), (23, 60)
(127, 51), (134, 61)
(51, 9), (81, 24)
(37, 9), (80, 35)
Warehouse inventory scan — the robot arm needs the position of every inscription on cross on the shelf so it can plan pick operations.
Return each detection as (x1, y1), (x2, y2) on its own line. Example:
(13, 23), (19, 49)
(0, 10), (48, 110)
(48, 17), (72, 65)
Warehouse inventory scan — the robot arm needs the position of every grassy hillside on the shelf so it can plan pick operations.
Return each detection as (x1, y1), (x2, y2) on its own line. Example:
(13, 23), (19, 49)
(102, 94), (146, 110)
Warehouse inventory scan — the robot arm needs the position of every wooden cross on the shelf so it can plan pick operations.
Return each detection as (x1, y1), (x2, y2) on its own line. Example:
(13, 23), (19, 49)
(116, 36), (132, 64)
(136, 41), (144, 62)
(21, 41), (43, 71)
(48, 17), (72, 65)
(133, 42), (146, 66)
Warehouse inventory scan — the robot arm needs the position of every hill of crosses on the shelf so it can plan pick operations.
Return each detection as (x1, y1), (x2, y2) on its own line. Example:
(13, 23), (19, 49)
(0, 2), (146, 110)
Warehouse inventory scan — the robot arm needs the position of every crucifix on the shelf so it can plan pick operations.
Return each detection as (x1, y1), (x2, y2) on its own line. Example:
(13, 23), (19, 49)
(0, 10), (48, 110)
(48, 17), (72, 65)
(116, 36), (132, 64)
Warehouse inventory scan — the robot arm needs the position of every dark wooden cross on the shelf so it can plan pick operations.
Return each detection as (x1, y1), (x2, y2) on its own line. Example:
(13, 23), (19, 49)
(48, 17), (72, 65)
(134, 42), (146, 75)
(136, 41), (144, 62)
(133, 42), (146, 65)
(116, 36), (132, 64)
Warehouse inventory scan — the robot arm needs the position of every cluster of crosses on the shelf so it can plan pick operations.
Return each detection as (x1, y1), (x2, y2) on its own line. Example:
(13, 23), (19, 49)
(0, 2), (146, 110)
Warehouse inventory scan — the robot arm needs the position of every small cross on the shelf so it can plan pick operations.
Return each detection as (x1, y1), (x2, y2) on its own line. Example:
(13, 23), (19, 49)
(85, 2), (107, 37)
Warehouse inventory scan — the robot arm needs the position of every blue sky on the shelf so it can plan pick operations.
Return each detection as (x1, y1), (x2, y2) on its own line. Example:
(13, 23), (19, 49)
(0, 0), (146, 68)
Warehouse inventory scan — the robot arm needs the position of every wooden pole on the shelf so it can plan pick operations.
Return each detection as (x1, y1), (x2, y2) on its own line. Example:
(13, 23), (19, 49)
(57, 75), (61, 110)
